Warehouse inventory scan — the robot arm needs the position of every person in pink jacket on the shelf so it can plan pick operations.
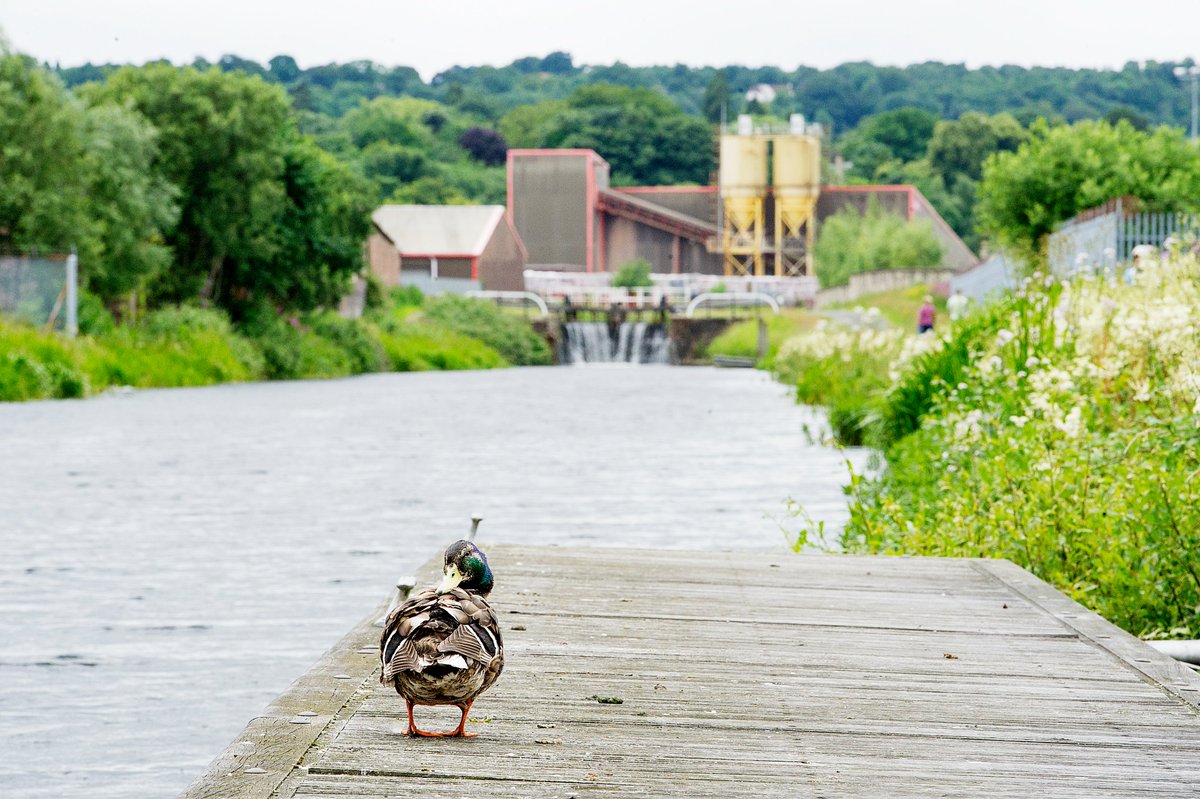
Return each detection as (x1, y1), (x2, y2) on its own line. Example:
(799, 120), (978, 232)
(917, 295), (936, 334)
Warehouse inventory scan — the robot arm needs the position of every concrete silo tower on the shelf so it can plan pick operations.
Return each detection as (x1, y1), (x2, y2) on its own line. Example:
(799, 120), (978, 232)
(719, 114), (822, 277)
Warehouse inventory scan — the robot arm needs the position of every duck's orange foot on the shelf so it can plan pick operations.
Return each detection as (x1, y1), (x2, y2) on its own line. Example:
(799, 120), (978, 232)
(404, 700), (445, 737)
(404, 725), (445, 738)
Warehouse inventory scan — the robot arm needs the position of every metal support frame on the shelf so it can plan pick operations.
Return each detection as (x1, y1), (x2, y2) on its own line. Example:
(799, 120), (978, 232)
(722, 195), (765, 277)
(773, 194), (817, 277)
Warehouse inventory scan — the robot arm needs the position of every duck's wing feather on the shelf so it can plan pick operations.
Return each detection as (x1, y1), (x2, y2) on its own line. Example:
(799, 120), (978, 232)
(379, 587), (504, 684)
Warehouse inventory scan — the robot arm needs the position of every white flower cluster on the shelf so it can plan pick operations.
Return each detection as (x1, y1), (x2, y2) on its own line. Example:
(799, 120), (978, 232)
(776, 320), (907, 364)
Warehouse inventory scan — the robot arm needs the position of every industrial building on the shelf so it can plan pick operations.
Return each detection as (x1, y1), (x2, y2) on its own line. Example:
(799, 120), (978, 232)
(368, 118), (978, 297)
(367, 205), (527, 293)
(507, 117), (978, 281)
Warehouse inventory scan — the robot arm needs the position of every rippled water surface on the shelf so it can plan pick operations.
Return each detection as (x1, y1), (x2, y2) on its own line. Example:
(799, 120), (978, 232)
(0, 366), (863, 798)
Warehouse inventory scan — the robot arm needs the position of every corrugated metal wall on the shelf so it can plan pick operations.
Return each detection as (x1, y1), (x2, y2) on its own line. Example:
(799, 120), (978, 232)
(511, 155), (589, 269)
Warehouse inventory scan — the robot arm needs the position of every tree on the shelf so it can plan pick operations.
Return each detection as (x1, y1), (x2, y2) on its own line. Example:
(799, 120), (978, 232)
(927, 112), (1026, 184)
(78, 104), (179, 300)
(611, 259), (654, 288)
(538, 84), (714, 184)
(247, 138), (373, 313)
(0, 51), (176, 303)
(978, 119), (1200, 254)
(87, 63), (372, 313)
(813, 200), (944, 289)
(458, 127), (508, 166)
(268, 55), (301, 84)
(342, 97), (433, 149)
(702, 70), (731, 123)
(0, 52), (90, 251)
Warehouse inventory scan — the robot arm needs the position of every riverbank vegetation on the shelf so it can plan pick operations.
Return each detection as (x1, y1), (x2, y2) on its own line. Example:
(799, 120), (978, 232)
(0, 288), (556, 401)
(776, 253), (1200, 639)
(812, 201), (944, 288)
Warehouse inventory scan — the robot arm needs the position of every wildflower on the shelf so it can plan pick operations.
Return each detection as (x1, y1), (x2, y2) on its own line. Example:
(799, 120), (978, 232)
(1025, 356), (1039, 368)
(1010, 415), (1029, 428)
(1055, 406), (1084, 439)
(996, 329), (1016, 346)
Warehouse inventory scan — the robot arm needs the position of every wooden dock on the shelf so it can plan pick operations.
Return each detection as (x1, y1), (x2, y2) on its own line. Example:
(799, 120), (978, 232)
(183, 546), (1200, 798)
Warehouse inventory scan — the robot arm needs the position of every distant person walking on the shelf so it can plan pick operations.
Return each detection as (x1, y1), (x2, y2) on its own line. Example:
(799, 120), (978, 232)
(917, 296), (936, 334)
(947, 289), (968, 324)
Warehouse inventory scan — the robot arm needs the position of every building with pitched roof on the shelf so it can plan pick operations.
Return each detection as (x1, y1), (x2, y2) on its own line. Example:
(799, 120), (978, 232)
(367, 204), (527, 293)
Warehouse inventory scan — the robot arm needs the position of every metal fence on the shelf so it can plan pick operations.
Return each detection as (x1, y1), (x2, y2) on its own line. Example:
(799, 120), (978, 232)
(0, 252), (78, 334)
(1049, 199), (1200, 275)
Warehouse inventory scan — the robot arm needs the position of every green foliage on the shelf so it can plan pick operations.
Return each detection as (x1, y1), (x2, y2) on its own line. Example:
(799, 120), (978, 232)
(610, 259), (654, 289)
(704, 311), (817, 365)
(509, 84), (715, 185)
(390, 285), (425, 308)
(423, 295), (552, 366)
(371, 316), (507, 371)
(0, 52), (90, 252)
(85, 63), (372, 315)
(0, 319), (90, 400)
(813, 200), (944, 288)
(978, 119), (1200, 254)
(76, 290), (115, 336)
(780, 257), (1200, 638)
(841, 108), (939, 178)
(773, 324), (907, 446)
(305, 311), (387, 374)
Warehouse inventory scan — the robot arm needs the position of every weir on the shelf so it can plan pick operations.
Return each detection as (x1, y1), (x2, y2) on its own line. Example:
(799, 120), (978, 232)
(559, 321), (671, 364)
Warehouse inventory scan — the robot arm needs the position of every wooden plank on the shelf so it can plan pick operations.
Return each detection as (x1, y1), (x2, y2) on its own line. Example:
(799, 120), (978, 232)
(185, 546), (1200, 798)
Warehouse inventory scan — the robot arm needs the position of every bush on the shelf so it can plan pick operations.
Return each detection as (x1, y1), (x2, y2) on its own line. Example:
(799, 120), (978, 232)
(813, 199), (943, 288)
(77, 290), (115, 336)
(0, 320), (89, 400)
(610, 259), (654, 289)
(306, 312), (388, 374)
(85, 305), (264, 387)
(423, 295), (552, 366)
(373, 319), (507, 371)
(782, 255), (1200, 638)
(390, 285), (425, 308)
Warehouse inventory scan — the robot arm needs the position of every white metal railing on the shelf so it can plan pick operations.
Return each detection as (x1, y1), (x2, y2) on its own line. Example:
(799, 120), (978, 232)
(685, 292), (781, 318)
(521, 270), (818, 307)
(465, 290), (549, 317)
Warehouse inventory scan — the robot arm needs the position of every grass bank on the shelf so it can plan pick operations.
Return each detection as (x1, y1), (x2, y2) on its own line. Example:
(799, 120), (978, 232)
(0, 288), (552, 402)
(775, 259), (1200, 639)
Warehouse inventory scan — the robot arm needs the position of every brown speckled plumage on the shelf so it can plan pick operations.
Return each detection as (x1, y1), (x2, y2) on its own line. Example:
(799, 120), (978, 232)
(379, 541), (504, 736)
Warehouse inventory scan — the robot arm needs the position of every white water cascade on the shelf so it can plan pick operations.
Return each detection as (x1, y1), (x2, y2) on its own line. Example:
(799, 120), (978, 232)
(560, 322), (672, 364)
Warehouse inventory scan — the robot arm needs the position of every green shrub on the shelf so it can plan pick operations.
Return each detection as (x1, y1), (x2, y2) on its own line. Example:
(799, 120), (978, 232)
(373, 319), (507, 371)
(782, 256), (1200, 638)
(0, 320), (89, 400)
(390, 285), (425, 308)
(423, 295), (552, 366)
(706, 311), (816, 365)
(306, 312), (388, 374)
(813, 198), (943, 288)
(77, 291), (115, 336)
(610, 259), (654, 289)
(84, 306), (265, 388)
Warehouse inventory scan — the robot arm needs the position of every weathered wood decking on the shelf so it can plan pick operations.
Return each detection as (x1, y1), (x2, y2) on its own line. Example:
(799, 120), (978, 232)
(184, 547), (1200, 798)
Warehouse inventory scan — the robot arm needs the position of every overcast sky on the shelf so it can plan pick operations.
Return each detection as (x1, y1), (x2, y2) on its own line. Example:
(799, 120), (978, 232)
(2, 1), (1197, 78)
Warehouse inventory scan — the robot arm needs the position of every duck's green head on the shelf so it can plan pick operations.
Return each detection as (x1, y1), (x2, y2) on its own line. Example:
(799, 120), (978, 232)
(437, 540), (494, 597)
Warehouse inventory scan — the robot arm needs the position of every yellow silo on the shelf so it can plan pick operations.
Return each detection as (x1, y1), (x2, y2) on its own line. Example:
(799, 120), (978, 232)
(772, 133), (822, 276)
(719, 133), (768, 277)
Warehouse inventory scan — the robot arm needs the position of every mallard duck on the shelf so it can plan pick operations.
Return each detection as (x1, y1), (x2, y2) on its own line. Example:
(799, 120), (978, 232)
(379, 540), (504, 737)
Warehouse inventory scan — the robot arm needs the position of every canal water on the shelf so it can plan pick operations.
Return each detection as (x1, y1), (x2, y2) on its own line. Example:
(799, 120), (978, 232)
(0, 366), (864, 799)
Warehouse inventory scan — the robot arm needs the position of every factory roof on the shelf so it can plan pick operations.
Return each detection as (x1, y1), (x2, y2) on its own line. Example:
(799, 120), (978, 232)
(371, 205), (508, 256)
